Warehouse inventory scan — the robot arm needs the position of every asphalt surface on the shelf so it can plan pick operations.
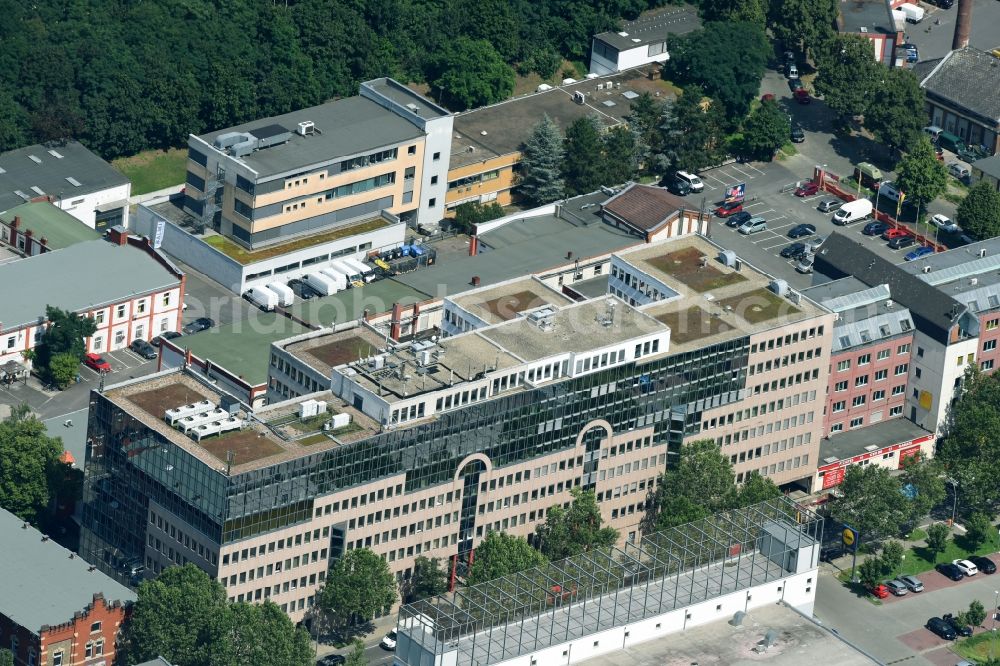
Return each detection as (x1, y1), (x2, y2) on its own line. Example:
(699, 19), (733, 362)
(902, 0), (1000, 63)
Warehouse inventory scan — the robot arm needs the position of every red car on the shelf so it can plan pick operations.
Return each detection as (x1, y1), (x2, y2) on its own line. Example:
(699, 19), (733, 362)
(869, 584), (890, 599)
(882, 228), (909, 241)
(795, 182), (819, 197)
(794, 89), (811, 104)
(761, 93), (776, 103)
(84, 353), (112, 373)
(715, 200), (744, 217)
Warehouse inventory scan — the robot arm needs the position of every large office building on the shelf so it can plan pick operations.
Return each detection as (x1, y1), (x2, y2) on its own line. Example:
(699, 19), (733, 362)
(80, 233), (831, 622)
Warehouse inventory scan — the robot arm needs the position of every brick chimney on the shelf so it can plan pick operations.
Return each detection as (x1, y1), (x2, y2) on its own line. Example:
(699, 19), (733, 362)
(8, 215), (19, 245)
(108, 226), (128, 246)
(390, 303), (402, 341)
(953, 0), (972, 49)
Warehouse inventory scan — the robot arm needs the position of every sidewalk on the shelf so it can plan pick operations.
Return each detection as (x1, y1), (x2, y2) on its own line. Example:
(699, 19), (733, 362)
(315, 613), (399, 658)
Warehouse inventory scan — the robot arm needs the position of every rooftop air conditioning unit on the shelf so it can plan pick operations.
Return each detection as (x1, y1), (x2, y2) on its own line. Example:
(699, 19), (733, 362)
(923, 265), (932, 274)
(573, 91), (586, 104)
(297, 121), (316, 136)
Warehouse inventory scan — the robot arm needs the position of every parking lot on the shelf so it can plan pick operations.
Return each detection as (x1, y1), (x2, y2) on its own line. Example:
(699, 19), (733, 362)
(814, 553), (1000, 666)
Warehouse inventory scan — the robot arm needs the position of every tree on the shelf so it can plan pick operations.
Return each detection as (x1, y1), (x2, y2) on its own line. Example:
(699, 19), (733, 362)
(858, 557), (882, 590)
(601, 125), (642, 186)
(204, 601), (313, 666)
(957, 181), (1000, 240)
(0, 404), (65, 522)
(926, 522), (951, 557)
(467, 531), (545, 585)
(967, 599), (987, 627)
(737, 100), (790, 161)
(33, 305), (97, 386)
(519, 115), (565, 206)
(965, 512), (993, 550)
(899, 453), (946, 524)
(895, 136), (948, 210)
(814, 35), (880, 121)
(452, 201), (506, 234)
(879, 540), (904, 576)
(536, 489), (619, 560)
(734, 472), (782, 507)
(407, 556), (448, 603)
(430, 38), (515, 111)
(664, 22), (770, 119)
(653, 86), (728, 174)
(319, 549), (397, 635)
(770, 0), (838, 57)
(939, 367), (1000, 513)
(0, 648), (12, 666)
(700, 0), (768, 28)
(48, 352), (80, 390)
(644, 440), (737, 533)
(345, 639), (367, 666)
(864, 69), (926, 155)
(627, 92), (666, 165)
(562, 116), (605, 196)
(830, 465), (910, 542)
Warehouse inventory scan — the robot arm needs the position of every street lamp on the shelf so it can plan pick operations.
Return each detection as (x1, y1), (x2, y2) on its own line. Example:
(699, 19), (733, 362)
(991, 590), (999, 660)
(948, 478), (959, 525)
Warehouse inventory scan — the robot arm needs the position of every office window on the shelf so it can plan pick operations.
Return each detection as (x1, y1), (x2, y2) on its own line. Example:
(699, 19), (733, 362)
(877, 349), (890, 360)
(889, 405), (903, 416)
(872, 389), (885, 401)
(984, 340), (997, 352)
(835, 380), (848, 391)
(832, 401), (845, 412)
(433, 152), (441, 161)
(852, 395), (866, 407)
(95, 639), (104, 656)
(892, 385), (905, 396)
(94, 311), (105, 325)
(430, 176), (438, 185)
(837, 360), (850, 371)
(52, 652), (63, 666)
(897, 343), (910, 354)
(987, 318), (999, 331)
(855, 375), (869, 387)
(850, 417), (864, 428)
(875, 369), (887, 381)
(408, 145), (417, 155)
(831, 423), (844, 433)
(429, 198), (437, 207)
(116, 304), (126, 318)
(91, 621), (101, 633)
(858, 353), (871, 365)
(983, 359), (995, 371)
(895, 364), (908, 375)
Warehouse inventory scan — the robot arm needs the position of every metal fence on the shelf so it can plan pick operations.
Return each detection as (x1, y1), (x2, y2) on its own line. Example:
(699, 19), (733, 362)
(395, 496), (823, 666)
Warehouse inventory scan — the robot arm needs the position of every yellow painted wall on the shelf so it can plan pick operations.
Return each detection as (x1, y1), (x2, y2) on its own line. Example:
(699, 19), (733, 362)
(445, 153), (519, 208)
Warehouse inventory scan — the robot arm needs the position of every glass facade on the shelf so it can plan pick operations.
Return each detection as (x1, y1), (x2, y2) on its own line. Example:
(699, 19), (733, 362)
(81, 336), (748, 579)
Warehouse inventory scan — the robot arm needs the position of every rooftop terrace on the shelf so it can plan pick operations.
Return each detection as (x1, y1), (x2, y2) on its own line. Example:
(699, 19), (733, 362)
(449, 277), (573, 325)
(284, 326), (390, 378)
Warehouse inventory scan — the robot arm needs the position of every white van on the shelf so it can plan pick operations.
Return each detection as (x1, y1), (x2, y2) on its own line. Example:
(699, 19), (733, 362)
(304, 272), (339, 296)
(675, 171), (704, 193)
(923, 125), (944, 141)
(738, 217), (767, 235)
(833, 199), (874, 225)
(244, 286), (279, 312)
(899, 3), (925, 22)
(267, 281), (295, 307)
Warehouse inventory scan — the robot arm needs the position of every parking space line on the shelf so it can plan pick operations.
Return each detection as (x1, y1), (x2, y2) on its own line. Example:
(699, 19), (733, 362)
(761, 240), (789, 250)
(727, 164), (756, 179)
(700, 172), (730, 187)
(802, 195), (824, 202)
(741, 163), (766, 176)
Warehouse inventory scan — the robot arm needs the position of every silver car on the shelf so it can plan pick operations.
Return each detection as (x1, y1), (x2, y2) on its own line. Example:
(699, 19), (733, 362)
(817, 199), (842, 213)
(885, 579), (908, 596)
(897, 575), (924, 592)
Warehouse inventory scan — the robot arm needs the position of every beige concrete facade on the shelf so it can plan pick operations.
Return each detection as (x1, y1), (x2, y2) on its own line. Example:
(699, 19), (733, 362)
(445, 153), (519, 210)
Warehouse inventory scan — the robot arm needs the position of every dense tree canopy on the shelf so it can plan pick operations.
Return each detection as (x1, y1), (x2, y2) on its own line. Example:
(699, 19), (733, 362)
(429, 38), (515, 111)
(467, 531), (546, 585)
(652, 86), (728, 175)
(769, 0), (838, 57)
(520, 115), (566, 206)
(535, 489), (619, 560)
(895, 136), (949, 210)
(33, 305), (97, 388)
(318, 549), (397, 633)
(737, 100), (790, 161)
(939, 367), (1000, 513)
(814, 35), (881, 120)
(864, 68), (926, 155)
(957, 181), (1000, 240)
(830, 465), (912, 541)
(406, 556), (449, 603)
(0, 405), (65, 522)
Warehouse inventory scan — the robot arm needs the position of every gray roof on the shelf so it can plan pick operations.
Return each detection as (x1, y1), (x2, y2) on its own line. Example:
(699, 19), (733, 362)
(0, 141), (129, 214)
(973, 154), (1000, 179)
(918, 48), (1000, 126)
(196, 97), (424, 178)
(802, 279), (915, 352)
(839, 0), (896, 34)
(395, 193), (641, 296)
(361, 78), (451, 121)
(0, 507), (135, 633)
(594, 5), (701, 51)
(812, 233), (963, 344)
(134, 659), (174, 666)
(819, 418), (932, 464)
(901, 236), (1000, 315)
(0, 239), (182, 330)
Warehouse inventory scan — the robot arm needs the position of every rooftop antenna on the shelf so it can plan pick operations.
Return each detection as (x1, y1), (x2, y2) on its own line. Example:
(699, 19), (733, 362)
(225, 450), (235, 475)
(449, 368), (455, 386)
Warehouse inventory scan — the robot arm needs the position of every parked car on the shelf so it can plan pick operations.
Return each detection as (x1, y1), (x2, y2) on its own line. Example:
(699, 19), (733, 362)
(942, 613), (974, 637)
(879, 181), (903, 202)
(969, 556), (997, 574)
(83, 353), (112, 373)
(787, 63), (799, 78)
(791, 125), (805, 143)
(715, 200), (744, 217)
(675, 170), (704, 193)
(289, 278), (318, 300)
(738, 217), (767, 235)
(182, 317), (215, 335)
(898, 575), (924, 592)
(726, 211), (753, 228)
(905, 246), (935, 261)
(795, 256), (814, 274)
(885, 579), (908, 596)
(926, 616), (958, 640)
(129, 339), (157, 360)
(953, 559), (979, 576)
(788, 223), (816, 238)
(935, 562), (965, 581)
(931, 213), (960, 233)
(789, 78), (804, 92)
(883, 228), (909, 241)
(380, 630), (398, 650)
(794, 89), (811, 104)
(817, 199), (843, 213)
(806, 235), (826, 253)
(761, 93), (776, 103)
(863, 221), (890, 236)
(889, 235), (917, 250)
(151, 331), (182, 347)
(666, 178), (692, 196)
(317, 655), (346, 666)
(781, 242), (808, 259)
(820, 546), (842, 562)
(795, 182), (820, 197)
(869, 583), (890, 599)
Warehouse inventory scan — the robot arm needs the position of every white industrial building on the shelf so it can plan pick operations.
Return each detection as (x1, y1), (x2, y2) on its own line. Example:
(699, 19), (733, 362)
(589, 5), (701, 75)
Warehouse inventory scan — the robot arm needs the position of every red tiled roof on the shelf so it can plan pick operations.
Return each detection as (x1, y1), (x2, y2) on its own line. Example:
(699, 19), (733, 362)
(602, 184), (687, 232)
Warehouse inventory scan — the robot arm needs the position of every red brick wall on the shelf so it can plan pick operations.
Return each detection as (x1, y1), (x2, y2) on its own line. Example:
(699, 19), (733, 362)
(38, 594), (130, 666)
(824, 334), (913, 436)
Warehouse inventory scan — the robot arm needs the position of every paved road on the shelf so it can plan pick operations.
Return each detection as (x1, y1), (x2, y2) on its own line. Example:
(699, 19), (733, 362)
(903, 0), (1000, 63)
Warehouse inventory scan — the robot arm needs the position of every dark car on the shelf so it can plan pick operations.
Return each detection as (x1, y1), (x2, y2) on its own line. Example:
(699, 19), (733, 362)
(789, 78), (804, 92)
(863, 221), (890, 236)
(726, 211), (753, 228)
(794, 89), (811, 104)
(289, 278), (317, 300)
(927, 617), (958, 640)
(933, 0), (953, 7)
(715, 200), (744, 217)
(666, 179), (692, 196)
(129, 339), (157, 360)
(182, 317), (215, 335)
(820, 546), (842, 562)
(969, 556), (997, 574)
(151, 331), (182, 347)
(317, 655), (346, 666)
(788, 223), (816, 239)
(935, 562), (965, 581)
(791, 126), (805, 143)
(889, 235), (917, 250)
(781, 242), (808, 259)
(942, 613), (974, 637)
(795, 182), (820, 197)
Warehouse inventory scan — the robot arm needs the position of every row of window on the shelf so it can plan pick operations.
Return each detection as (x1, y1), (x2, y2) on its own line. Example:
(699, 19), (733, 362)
(704, 390), (817, 431)
(747, 347), (824, 376)
(149, 510), (219, 565)
(222, 527), (329, 567)
(829, 406), (904, 432)
(730, 432), (812, 466)
(719, 411), (815, 447)
(831, 385), (906, 411)
(752, 368), (821, 395)
(752, 326), (826, 354)
(448, 169), (500, 190)
(610, 265), (669, 303)
(229, 575), (321, 608)
(747, 453), (809, 479)
(225, 548), (328, 586)
(835, 343), (910, 371)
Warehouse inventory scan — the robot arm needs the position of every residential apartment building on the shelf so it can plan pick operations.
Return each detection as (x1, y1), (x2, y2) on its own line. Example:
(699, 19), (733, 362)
(0, 508), (135, 666)
(183, 78), (452, 249)
(80, 234), (831, 622)
(0, 229), (184, 372)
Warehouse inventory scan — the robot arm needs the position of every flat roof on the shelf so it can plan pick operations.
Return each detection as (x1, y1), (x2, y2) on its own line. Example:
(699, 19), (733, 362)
(395, 193), (641, 296)
(288, 278), (430, 328)
(105, 371), (380, 474)
(563, 275), (609, 300)
(840, 0), (895, 34)
(283, 326), (389, 378)
(0, 239), (181, 330)
(450, 277), (573, 325)
(450, 70), (678, 169)
(196, 97), (423, 178)
(974, 154), (1000, 179)
(819, 418), (932, 464)
(362, 78), (451, 121)
(0, 140), (129, 213)
(594, 4), (701, 51)
(0, 201), (100, 249)
(172, 312), (310, 385)
(0, 507), (135, 633)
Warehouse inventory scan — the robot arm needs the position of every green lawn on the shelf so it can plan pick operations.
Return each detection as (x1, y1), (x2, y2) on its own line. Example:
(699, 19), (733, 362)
(897, 530), (1000, 577)
(955, 631), (1000, 662)
(112, 148), (188, 195)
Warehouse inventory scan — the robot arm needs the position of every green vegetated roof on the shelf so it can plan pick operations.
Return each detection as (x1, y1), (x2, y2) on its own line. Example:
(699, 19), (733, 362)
(0, 202), (100, 249)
